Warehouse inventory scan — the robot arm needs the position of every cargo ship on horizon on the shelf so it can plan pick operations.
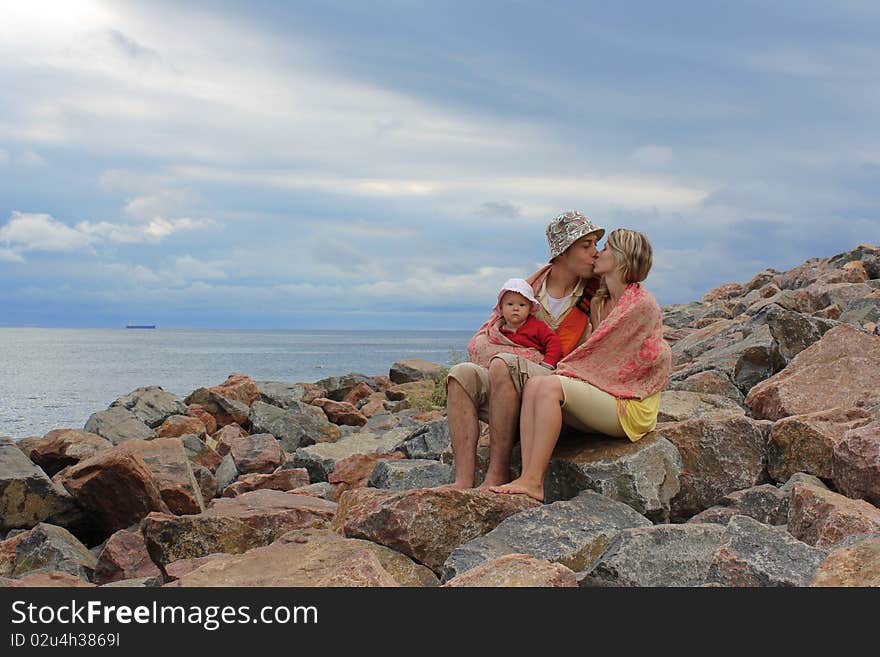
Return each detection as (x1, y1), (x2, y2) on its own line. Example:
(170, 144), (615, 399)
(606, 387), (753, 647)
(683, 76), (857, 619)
(125, 324), (156, 329)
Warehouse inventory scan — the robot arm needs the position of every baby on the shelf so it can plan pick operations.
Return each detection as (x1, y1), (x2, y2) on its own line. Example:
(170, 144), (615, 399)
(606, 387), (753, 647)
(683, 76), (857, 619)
(495, 278), (562, 369)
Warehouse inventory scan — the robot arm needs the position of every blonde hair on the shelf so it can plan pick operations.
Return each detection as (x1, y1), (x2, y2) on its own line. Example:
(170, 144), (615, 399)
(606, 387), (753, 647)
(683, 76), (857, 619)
(594, 229), (654, 304)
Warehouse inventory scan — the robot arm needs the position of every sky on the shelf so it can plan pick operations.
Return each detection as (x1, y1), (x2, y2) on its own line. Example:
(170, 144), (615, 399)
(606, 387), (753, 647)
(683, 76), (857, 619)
(1, 0), (879, 329)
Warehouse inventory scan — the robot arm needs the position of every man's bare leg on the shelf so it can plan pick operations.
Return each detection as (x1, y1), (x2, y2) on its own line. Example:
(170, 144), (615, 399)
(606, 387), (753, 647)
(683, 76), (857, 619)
(439, 378), (480, 489)
(478, 358), (521, 488)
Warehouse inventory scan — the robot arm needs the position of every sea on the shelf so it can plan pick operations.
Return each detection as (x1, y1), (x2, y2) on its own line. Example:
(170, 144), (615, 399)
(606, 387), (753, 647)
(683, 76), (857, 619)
(0, 328), (472, 440)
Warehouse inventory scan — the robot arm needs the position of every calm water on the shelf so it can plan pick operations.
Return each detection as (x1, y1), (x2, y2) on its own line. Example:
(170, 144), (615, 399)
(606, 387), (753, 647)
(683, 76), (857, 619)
(0, 328), (471, 439)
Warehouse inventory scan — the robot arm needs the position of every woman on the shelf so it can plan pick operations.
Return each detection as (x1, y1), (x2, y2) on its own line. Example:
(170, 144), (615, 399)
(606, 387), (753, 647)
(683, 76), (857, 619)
(491, 229), (671, 501)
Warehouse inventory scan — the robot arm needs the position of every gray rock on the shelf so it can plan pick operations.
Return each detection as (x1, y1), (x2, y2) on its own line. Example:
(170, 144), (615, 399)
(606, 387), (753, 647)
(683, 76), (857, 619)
(290, 482), (335, 500)
(282, 451), (334, 483)
(289, 428), (411, 482)
(11, 523), (97, 581)
(707, 515), (826, 587)
(393, 419), (451, 460)
(839, 296), (880, 326)
(441, 490), (651, 582)
(214, 454), (239, 495)
(255, 381), (307, 409)
(389, 359), (444, 384)
(100, 576), (162, 587)
(657, 390), (745, 423)
(110, 386), (188, 428)
(84, 407), (156, 445)
(688, 483), (790, 526)
(364, 412), (400, 431)
(580, 523), (726, 587)
(662, 301), (715, 329)
(667, 369), (746, 404)
(249, 401), (339, 451)
(369, 459), (454, 490)
(779, 472), (828, 493)
(314, 373), (376, 402)
(544, 432), (682, 523)
(0, 443), (79, 532)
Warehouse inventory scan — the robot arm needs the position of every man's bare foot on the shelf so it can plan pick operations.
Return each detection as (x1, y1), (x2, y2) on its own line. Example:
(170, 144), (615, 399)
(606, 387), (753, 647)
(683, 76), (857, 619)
(488, 478), (544, 502)
(476, 477), (509, 490)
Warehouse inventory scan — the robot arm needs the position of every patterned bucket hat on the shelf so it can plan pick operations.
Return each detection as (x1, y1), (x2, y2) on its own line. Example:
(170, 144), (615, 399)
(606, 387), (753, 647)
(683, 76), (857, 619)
(546, 210), (605, 260)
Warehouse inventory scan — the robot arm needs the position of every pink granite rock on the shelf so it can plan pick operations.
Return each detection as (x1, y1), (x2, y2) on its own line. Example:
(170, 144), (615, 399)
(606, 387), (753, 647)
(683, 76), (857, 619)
(788, 483), (880, 548)
(811, 536), (880, 586)
(342, 382), (375, 406)
(0, 571), (94, 587)
(208, 374), (260, 406)
(126, 437), (205, 514)
(93, 529), (163, 585)
(833, 422), (880, 507)
(229, 433), (284, 474)
(328, 452), (405, 500)
(188, 404), (217, 435)
(312, 398), (368, 427)
(443, 553), (578, 587)
(212, 423), (248, 457)
(26, 430), (113, 477)
(221, 468), (310, 497)
(156, 415), (207, 439)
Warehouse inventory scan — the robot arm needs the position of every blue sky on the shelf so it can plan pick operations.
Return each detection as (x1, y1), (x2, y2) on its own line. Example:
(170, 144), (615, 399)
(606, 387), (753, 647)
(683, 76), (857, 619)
(1, 1), (879, 329)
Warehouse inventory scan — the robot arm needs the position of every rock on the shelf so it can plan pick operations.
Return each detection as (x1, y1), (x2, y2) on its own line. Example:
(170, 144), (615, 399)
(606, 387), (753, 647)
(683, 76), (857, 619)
(787, 483), (880, 549)
(746, 324), (880, 420)
(0, 570), (95, 587)
(255, 381), (308, 408)
(543, 432), (682, 522)
(393, 419), (451, 460)
(57, 444), (170, 537)
(100, 576), (163, 587)
(833, 422), (880, 506)
(811, 535), (880, 586)
(185, 377), (255, 429)
(389, 359), (445, 384)
(767, 407), (873, 482)
(314, 374), (378, 402)
(443, 554), (577, 587)
(164, 553), (234, 581)
(360, 395), (389, 419)
(328, 452), (404, 500)
(667, 370), (745, 404)
(214, 454), (238, 495)
(688, 483), (790, 526)
(142, 490), (336, 565)
(191, 465), (216, 504)
(180, 434), (223, 473)
(385, 380), (435, 405)
(839, 295), (880, 327)
(0, 441), (79, 533)
(658, 416), (770, 520)
(707, 515), (826, 587)
(0, 530), (29, 576)
(126, 438), (205, 515)
(662, 301), (715, 329)
(221, 468), (310, 497)
(288, 428), (412, 482)
(333, 488), (540, 573)
(27, 430), (113, 477)
(229, 433), (284, 475)
(187, 404), (217, 436)
(156, 415), (206, 439)
(656, 390), (745, 423)
(110, 386), (188, 428)
(580, 523), (726, 587)
(702, 282), (745, 302)
(442, 490), (651, 582)
(290, 482), (335, 500)
(169, 528), (438, 587)
(208, 374), (260, 406)
(249, 400), (340, 451)
(369, 459), (455, 490)
(83, 407), (156, 444)
(10, 523), (97, 580)
(312, 398), (368, 427)
(343, 382), (375, 406)
(212, 424), (248, 456)
(779, 472), (829, 492)
(93, 529), (163, 585)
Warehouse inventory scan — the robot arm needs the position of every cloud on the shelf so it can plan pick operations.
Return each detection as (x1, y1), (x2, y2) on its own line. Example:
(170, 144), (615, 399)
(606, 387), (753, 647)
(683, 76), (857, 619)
(0, 148), (8, 165)
(0, 212), (95, 252)
(0, 247), (25, 263)
(17, 151), (46, 167)
(631, 145), (675, 168)
(477, 201), (521, 218)
(75, 216), (214, 243)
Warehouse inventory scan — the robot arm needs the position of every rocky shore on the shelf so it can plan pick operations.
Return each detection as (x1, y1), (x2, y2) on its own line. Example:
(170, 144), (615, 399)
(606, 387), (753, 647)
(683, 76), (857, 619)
(2, 243), (879, 587)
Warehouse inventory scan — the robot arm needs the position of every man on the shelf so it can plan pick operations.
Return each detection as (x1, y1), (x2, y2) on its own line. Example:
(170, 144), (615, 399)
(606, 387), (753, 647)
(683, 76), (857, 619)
(444, 210), (605, 489)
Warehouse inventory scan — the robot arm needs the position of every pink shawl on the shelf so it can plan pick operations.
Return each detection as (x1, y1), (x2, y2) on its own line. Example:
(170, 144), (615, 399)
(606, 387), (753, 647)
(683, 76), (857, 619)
(466, 265), (554, 368)
(555, 283), (671, 399)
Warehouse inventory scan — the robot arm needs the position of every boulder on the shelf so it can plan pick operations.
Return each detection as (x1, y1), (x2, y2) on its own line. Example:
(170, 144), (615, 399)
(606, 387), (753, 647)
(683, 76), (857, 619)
(187, 404), (217, 436)
(385, 380), (435, 405)
(185, 381), (253, 429)
(221, 468), (310, 497)
(389, 359), (445, 384)
(787, 483), (880, 549)
(343, 382), (376, 406)
(207, 374), (260, 406)
(0, 571), (95, 587)
(288, 428), (412, 482)
(0, 530), (29, 576)
(0, 441), (80, 533)
(833, 421), (880, 507)
(255, 381), (308, 408)
(667, 370), (745, 404)
(702, 282), (745, 302)
(249, 400), (340, 451)
(156, 415), (206, 439)
(142, 490), (336, 565)
(369, 459), (455, 490)
(9, 523), (97, 581)
(656, 390), (745, 423)
(839, 295), (880, 327)
(746, 324), (880, 420)
(707, 515), (826, 587)
(811, 535), (880, 586)
(442, 490), (651, 582)
(191, 466), (216, 505)
(212, 424), (248, 456)
(767, 407), (873, 482)
(228, 433), (284, 475)
(164, 553), (234, 581)
(393, 419), (451, 460)
(314, 374), (377, 402)
(180, 434), (223, 473)
(333, 488), (540, 573)
(83, 407), (156, 444)
(57, 444), (170, 537)
(580, 523), (726, 587)
(328, 452), (405, 500)
(311, 398), (368, 427)
(26, 430), (113, 477)
(214, 454), (239, 495)
(100, 576), (162, 587)
(169, 528), (437, 587)
(110, 386), (188, 428)
(657, 416), (770, 520)
(125, 437), (205, 514)
(290, 482), (335, 501)
(443, 554), (577, 587)
(543, 432), (682, 522)
(687, 483), (791, 526)
(93, 529), (163, 585)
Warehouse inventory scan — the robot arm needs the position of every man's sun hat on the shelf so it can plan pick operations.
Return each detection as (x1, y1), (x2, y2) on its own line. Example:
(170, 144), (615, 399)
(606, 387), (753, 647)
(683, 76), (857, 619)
(546, 210), (605, 260)
(494, 278), (541, 315)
